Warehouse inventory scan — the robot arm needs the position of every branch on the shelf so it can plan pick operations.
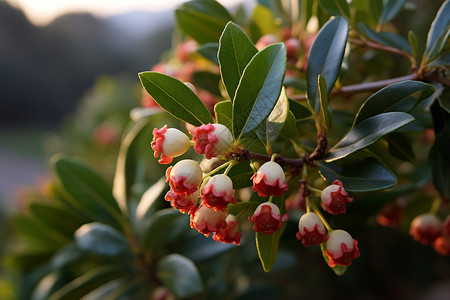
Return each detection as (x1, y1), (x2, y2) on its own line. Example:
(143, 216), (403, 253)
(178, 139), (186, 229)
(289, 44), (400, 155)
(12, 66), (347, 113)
(348, 37), (411, 59)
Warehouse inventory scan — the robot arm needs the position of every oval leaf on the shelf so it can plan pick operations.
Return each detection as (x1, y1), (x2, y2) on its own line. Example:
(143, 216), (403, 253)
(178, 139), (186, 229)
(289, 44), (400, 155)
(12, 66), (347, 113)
(256, 224), (286, 272)
(196, 42), (219, 64)
(379, 0), (407, 24)
(134, 178), (167, 230)
(307, 17), (349, 111)
(75, 223), (131, 257)
(141, 208), (183, 250)
(319, 155), (397, 192)
(156, 254), (203, 298)
(425, 0), (450, 60)
(353, 80), (435, 125)
(326, 112), (415, 162)
(232, 43), (287, 140)
(218, 21), (258, 100)
(214, 100), (233, 130)
(139, 72), (213, 126)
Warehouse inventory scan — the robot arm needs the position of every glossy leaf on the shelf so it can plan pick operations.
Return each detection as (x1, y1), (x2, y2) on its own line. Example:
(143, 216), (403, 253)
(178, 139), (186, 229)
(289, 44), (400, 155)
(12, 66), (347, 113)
(51, 155), (122, 229)
(288, 99), (312, 119)
(232, 43), (286, 140)
(256, 87), (289, 150)
(319, 155), (397, 192)
(175, 0), (233, 44)
(218, 21), (258, 100)
(353, 80), (435, 125)
(192, 71), (221, 96)
(307, 17), (348, 111)
(139, 72), (213, 126)
(318, 75), (330, 130)
(326, 112), (415, 162)
(284, 77), (306, 90)
(425, 0), (450, 60)
(156, 254), (203, 298)
(318, 0), (351, 19)
(196, 42), (219, 64)
(379, 0), (407, 24)
(75, 223), (131, 257)
(320, 244), (348, 276)
(141, 208), (182, 250)
(256, 224), (286, 272)
(214, 100), (233, 130)
(280, 110), (299, 139)
(358, 22), (412, 54)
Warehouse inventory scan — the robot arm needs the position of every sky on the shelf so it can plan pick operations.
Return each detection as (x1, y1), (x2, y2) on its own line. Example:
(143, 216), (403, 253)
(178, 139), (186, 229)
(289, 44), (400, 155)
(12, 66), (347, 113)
(6, 0), (244, 25)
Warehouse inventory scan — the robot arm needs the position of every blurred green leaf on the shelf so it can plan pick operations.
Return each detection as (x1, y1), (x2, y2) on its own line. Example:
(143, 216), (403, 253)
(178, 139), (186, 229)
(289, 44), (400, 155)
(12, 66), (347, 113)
(192, 71), (221, 96)
(156, 254), (203, 298)
(353, 80), (435, 125)
(51, 155), (123, 229)
(12, 215), (66, 248)
(319, 154), (397, 191)
(326, 112), (414, 162)
(196, 42), (219, 64)
(384, 132), (416, 163)
(75, 222), (131, 257)
(425, 0), (450, 60)
(256, 224), (286, 272)
(318, 0), (350, 19)
(219, 22), (258, 100)
(284, 77), (306, 90)
(252, 5), (280, 35)
(307, 17), (348, 111)
(320, 244), (348, 275)
(428, 52), (450, 69)
(214, 100), (233, 130)
(134, 178), (167, 232)
(139, 72), (213, 126)
(379, 0), (407, 24)
(233, 43), (286, 140)
(175, 0), (233, 44)
(408, 30), (419, 63)
(358, 22), (412, 54)
(141, 208), (183, 251)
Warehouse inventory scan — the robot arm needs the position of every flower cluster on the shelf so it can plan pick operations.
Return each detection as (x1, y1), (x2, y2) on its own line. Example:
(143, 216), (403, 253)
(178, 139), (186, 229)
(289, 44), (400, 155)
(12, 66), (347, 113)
(410, 214), (450, 256)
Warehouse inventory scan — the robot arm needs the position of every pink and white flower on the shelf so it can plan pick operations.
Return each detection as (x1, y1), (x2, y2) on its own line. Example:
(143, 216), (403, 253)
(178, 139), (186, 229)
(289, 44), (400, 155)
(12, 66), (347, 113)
(251, 161), (289, 197)
(201, 174), (236, 211)
(409, 213), (442, 245)
(325, 230), (360, 267)
(165, 189), (199, 213)
(321, 180), (353, 215)
(213, 215), (242, 245)
(248, 202), (288, 235)
(151, 125), (191, 164)
(296, 212), (328, 246)
(166, 159), (202, 195)
(192, 123), (233, 159)
(189, 205), (228, 237)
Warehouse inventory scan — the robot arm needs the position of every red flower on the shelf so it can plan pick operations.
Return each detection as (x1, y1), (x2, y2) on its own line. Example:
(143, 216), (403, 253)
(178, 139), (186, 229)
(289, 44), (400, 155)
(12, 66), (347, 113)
(151, 125), (190, 164)
(189, 205), (227, 237)
(248, 202), (288, 235)
(213, 215), (241, 245)
(251, 161), (288, 197)
(409, 213), (442, 245)
(166, 159), (202, 195)
(201, 174), (236, 211)
(165, 189), (199, 213)
(192, 123), (233, 159)
(321, 180), (353, 215)
(325, 230), (360, 267)
(433, 236), (450, 256)
(296, 212), (328, 246)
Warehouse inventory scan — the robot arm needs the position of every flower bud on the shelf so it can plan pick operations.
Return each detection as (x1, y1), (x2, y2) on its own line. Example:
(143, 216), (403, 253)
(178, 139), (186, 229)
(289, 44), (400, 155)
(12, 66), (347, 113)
(165, 189), (199, 213)
(321, 180), (353, 215)
(409, 213), (442, 245)
(248, 202), (288, 235)
(433, 236), (450, 256)
(296, 212), (328, 246)
(325, 230), (360, 267)
(213, 215), (242, 245)
(166, 159), (202, 195)
(151, 125), (190, 164)
(192, 123), (234, 159)
(189, 205), (227, 237)
(201, 174), (236, 211)
(251, 161), (289, 197)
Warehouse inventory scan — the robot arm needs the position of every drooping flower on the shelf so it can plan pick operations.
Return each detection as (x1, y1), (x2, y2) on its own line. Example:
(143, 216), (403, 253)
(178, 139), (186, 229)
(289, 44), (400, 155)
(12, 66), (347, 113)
(166, 159), (202, 195)
(409, 213), (442, 245)
(192, 123), (233, 159)
(251, 161), (289, 197)
(189, 205), (227, 237)
(249, 202), (288, 235)
(165, 189), (199, 213)
(325, 230), (360, 267)
(213, 215), (242, 245)
(321, 180), (353, 215)
(296, 212), (328, 246)
(151, 125), (191, 164)
(201, 174), (236, 211)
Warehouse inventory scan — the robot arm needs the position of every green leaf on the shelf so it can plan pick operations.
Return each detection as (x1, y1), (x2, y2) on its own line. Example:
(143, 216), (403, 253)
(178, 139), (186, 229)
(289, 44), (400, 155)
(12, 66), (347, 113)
(232, 43), (287, 140)
(175, 0), (233, 44)
(196, 42), (219, 64)
(358, 22), (412, 54)
(319, 155), (397, 192)
(214, 100), (233, 130)
(218, 21), (258, 100)
(141, 208), (183, 250)
(288, 99), (312, 119)
(428, 52), (450, 69)
(226, 161), (254, 189)
(318, 75), (330, 130)
(284, 77), (306, 90)
(256, 87), (289, 150)
(385, 132), (416, 163)
(379, 0), (406, 24)
(256, 224), (286, 272)
(134, 178), (167, 231)
(280, 110), (299, 139)
(353, 80), (435, 125)
(252, 4), (280, 36)
(318, 0), (351, 19)
(51, 155), (123, 229)
(48, 265), (127, 300)
(156, 254), (203, 298)
(425, 0), (450, 60)
(192, 71), (221, 96)
(320, 243), (348, 275)
(74, 223), (131, 257)
(307, 17), (348, 111)
(326, 112), (415, 162)
(139, 72), (214, 126)
(227, 201), (260, 217)
(408, 30), (419, 63)
(12, 215), (66, 248)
